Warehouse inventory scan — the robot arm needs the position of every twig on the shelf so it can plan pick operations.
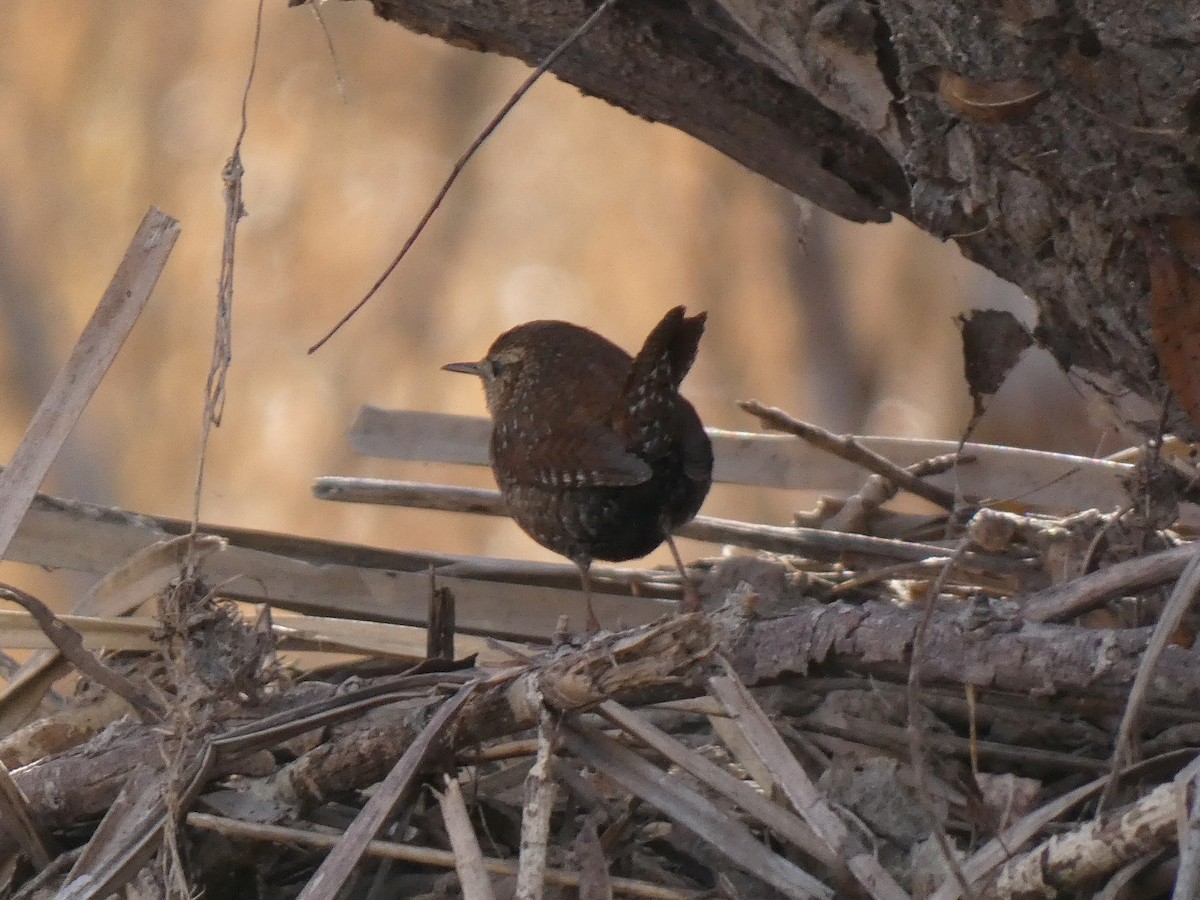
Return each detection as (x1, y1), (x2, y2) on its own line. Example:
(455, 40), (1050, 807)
(314, 476), (1034, 576)
(802, 716), (1110, 773)
(821, 452), (966, 533)
(185, 812), (690, 899)
(188, 0), (262, 569)
(308, 0), (617, 353)
(829, 557), (955, 594)
(1022, 542), (1194, 622)
(458, 739), (541, 764)
(0, 758), (57, 868)
(739, 399), (960, 511)
(306, 2), (347, 103)
(516, 703), (559, 900)
(905, 538), (975, 898)
(1103, 542), (1200, 808)
(0, 584), (162, 722)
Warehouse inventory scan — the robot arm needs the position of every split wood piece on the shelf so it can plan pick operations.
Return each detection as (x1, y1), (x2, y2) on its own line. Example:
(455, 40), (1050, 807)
(0, 208), (179, 737)
(313, 477), (1037, 579)
(706, 701), (778, 799)
(426, 570), (456, 661)
(57, 760), (197, 900)
(437, 777), (497, 900)
(294, 680), (479, 900)
(6, 489), (677, 642)
(561, 722), (833, 900)
(0, 609), (512, 666)
(0, 208), (179, 563)
(597, 700), (838, 871)
(708, 674), (911, 900)
(348, 407), (1163, 521)
(185, 812), (688, 900)
(572, 816), (613, 900)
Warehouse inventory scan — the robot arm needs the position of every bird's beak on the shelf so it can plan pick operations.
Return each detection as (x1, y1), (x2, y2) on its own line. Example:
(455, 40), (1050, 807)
(442, 360), (483, 377)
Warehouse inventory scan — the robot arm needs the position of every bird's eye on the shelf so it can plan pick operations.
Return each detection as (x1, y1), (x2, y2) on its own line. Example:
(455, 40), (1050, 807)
(487, 359), (505, 379)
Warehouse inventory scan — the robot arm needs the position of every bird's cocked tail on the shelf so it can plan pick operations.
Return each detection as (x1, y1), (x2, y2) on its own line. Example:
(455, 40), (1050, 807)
(612, 306), (706, 453)
(629, 306), (705, 392)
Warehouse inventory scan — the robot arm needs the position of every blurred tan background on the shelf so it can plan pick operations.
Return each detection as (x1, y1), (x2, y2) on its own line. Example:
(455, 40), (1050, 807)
(0, 0), (1103, 585)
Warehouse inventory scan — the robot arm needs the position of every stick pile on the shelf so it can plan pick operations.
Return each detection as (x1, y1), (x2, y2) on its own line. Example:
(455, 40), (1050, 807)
(3, 216), (1200, 897)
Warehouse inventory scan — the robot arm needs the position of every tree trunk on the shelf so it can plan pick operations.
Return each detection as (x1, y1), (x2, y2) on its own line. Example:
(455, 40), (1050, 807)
(353, 0), (1200, 438)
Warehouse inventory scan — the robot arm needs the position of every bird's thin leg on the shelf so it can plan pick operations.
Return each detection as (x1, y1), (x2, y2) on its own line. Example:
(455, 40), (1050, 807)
(664, 532), (700, 612)
(576, 559), (600, 634)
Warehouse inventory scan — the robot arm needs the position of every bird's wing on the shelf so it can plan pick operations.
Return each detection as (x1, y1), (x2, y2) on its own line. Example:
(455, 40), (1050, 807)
(492, 422), (652, 488)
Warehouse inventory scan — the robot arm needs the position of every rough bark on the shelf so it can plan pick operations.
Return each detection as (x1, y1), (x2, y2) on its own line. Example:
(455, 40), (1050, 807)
(352, 0), (1200, 437)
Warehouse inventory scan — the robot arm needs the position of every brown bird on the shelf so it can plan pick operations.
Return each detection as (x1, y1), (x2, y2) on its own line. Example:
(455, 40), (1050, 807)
(443, 306), (712, 630)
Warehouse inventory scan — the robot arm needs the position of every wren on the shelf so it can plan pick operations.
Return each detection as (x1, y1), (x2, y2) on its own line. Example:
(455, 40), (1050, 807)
(443, 306), (713, 629)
